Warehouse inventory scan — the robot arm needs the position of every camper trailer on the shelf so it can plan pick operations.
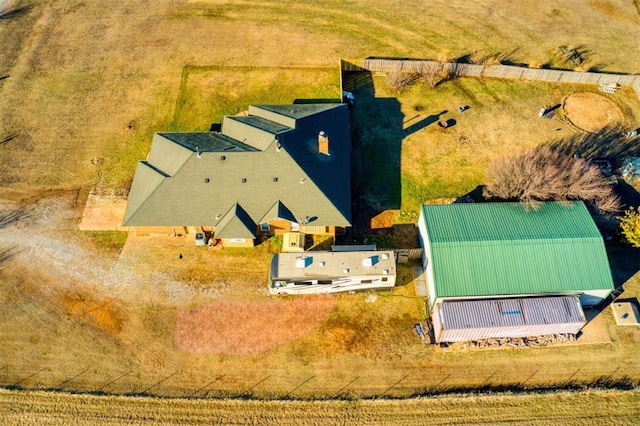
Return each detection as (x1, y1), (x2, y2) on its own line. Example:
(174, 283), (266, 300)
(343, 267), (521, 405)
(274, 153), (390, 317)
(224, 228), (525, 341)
(269, 251), (396, 295)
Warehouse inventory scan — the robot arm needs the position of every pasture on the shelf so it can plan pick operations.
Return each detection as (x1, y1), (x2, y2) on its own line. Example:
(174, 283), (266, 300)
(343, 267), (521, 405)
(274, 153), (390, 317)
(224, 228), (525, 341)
(0, 0), (639, 415)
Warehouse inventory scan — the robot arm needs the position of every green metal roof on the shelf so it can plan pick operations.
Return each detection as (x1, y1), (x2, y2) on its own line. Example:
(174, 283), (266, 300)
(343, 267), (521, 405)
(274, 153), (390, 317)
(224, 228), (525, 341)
(420, 202), (614, 299)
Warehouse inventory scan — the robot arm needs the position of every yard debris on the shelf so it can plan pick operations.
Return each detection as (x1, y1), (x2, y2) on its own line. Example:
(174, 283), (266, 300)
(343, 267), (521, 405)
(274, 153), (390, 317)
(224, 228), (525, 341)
(445, 333), (578, 350)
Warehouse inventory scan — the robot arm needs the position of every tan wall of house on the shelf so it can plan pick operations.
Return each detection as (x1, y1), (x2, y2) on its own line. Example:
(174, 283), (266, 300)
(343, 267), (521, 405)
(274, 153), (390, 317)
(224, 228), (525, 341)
(300, 225), (337, 235)
(221, 237), (255, 248)
(269, 219), (293, 235)
(133, 226), (214, 236)
(132, 226), (187, 236)
(186, 226), (214, 234)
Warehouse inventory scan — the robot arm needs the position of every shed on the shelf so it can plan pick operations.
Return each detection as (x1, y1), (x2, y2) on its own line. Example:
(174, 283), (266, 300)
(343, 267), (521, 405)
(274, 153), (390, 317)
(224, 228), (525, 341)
(418, 201), (615, 308)
(432, 296), (586, 343)
(282, 232), (305, 252)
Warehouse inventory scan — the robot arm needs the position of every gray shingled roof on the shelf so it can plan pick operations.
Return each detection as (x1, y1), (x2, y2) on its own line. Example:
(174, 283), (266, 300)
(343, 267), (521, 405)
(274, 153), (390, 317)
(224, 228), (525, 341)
(123, 103), (352, 235)
(214, 203), (257, 238)
(159, 132), (258, 153)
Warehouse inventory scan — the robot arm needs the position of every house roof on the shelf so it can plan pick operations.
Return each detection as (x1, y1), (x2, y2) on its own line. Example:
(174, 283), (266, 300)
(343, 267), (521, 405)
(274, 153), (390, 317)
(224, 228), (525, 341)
(420, 202), (615, 299)
(214, 203), (257, 238)
(123, 103), (351, 234)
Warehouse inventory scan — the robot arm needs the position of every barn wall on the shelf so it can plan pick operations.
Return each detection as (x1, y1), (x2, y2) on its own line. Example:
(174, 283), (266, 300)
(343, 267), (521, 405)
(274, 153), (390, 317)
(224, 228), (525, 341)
(580, 289), (612, 306)
(417, 210), (437, 308)
(437, 322), (585, 343)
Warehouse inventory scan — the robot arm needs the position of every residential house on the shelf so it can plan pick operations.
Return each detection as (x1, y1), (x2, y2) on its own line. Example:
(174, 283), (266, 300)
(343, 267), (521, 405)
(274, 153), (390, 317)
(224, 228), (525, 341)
(123, 104), (352, 247)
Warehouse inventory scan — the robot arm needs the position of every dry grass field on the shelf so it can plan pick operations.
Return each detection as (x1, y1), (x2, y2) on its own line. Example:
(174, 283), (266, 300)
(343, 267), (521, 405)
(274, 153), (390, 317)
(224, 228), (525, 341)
(1, 0), (640, 419)
(2, 388), (640, 425)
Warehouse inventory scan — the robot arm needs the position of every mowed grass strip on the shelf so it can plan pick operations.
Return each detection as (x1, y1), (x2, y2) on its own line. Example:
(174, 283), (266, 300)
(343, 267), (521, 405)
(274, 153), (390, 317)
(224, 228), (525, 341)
(171, 66), (340, 131)
(1, 388), (639, 425)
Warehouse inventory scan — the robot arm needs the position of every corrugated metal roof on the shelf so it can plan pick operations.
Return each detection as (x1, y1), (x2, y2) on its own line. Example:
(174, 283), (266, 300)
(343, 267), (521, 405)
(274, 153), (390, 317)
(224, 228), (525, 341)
(421, 202), (615, 298)
(438, 296), (585, 330)
(423, 202), (601, 243)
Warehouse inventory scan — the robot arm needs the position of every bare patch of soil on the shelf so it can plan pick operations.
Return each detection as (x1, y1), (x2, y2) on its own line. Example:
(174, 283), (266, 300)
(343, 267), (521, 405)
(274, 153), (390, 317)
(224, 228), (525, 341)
(59, 293), (124, 335)
(563, 92), (624, 133)
(370, 210), (399, 229)
(174, 296), (337, 355)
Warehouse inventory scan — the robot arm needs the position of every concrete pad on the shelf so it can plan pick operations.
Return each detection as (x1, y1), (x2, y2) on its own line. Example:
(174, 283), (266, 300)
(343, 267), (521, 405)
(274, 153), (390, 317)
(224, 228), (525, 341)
(78, 193), (128, 231)
(611, 301), (640, 326)
(412, 266), (429, 297)
(575, 308), (611, 344)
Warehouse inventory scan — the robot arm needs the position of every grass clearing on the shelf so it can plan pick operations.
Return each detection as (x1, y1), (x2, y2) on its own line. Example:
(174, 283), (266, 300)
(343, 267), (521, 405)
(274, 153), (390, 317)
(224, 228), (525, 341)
(350, 74), (640, 217)
(171, 66), (340, 131)
(0, 0), (640, 412)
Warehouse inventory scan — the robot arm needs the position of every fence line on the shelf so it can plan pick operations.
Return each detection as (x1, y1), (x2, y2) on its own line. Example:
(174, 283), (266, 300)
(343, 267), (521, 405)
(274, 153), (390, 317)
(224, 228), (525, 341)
(0, 365), (637, 399)
(341, 59), (640, 99)
(379, 248), (423, 262)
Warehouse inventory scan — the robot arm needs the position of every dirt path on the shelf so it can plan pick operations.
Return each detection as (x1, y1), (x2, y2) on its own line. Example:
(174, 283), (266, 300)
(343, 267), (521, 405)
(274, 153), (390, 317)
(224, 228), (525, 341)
(0, 192), (196, 305)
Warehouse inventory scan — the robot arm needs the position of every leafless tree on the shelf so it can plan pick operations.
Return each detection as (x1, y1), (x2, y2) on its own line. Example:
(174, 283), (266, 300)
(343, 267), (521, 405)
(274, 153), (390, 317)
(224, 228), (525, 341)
(483, 146), (621, 215)
(385, 69), (419, 92)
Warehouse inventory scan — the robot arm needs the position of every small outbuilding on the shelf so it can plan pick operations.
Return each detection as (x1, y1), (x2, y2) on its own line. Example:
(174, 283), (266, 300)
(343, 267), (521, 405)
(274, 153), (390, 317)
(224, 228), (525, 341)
(432, 296), (586, 343)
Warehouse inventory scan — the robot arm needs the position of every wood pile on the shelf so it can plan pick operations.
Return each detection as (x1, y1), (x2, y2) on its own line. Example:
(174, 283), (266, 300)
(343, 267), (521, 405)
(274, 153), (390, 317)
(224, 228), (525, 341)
(467, 334), (577, 349)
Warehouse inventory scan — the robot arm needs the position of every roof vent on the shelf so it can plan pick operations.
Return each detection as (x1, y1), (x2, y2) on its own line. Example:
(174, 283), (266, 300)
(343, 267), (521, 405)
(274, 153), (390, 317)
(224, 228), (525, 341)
(204, 178), (210, 183)
(343, 268), (350, 274)
(273, 177), (278, 182)
(319, 261), (326, 267)
(196, 147), (201, 158)
(318, 131), (330, 156)
(300, 178), (306, 184)
(220, 155), (226, 160)
(296, 256), (312, 268)
(242, 178), (247, 183)
(383, 269), (389, 275)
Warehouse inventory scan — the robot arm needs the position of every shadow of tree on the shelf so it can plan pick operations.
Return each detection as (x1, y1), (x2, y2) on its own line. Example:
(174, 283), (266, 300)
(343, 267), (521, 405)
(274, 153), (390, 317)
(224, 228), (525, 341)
(0, 5), (32, 20)
(0, 206), (31, 229)
(0, 245), (19, 270)
(549, 126), (639, 168)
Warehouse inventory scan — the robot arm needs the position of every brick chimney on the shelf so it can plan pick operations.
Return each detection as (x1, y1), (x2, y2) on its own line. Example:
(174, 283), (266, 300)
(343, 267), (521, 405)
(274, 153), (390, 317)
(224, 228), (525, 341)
(318, 131), (330, 155)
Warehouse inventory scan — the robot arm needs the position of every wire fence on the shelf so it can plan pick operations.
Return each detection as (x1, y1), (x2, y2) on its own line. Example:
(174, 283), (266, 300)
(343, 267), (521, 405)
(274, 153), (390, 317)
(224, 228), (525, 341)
(341, 59), (640, 100)
(1, 363), (638, 400)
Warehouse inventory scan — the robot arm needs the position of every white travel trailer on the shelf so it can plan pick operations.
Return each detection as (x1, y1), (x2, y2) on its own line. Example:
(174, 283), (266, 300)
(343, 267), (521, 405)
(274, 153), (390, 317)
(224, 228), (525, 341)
(269, 251), (396, 295)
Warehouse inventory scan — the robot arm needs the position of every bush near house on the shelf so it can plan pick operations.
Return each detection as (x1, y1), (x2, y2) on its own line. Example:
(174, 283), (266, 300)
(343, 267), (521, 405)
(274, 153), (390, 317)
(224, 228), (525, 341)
(620, 207), (640, 248)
